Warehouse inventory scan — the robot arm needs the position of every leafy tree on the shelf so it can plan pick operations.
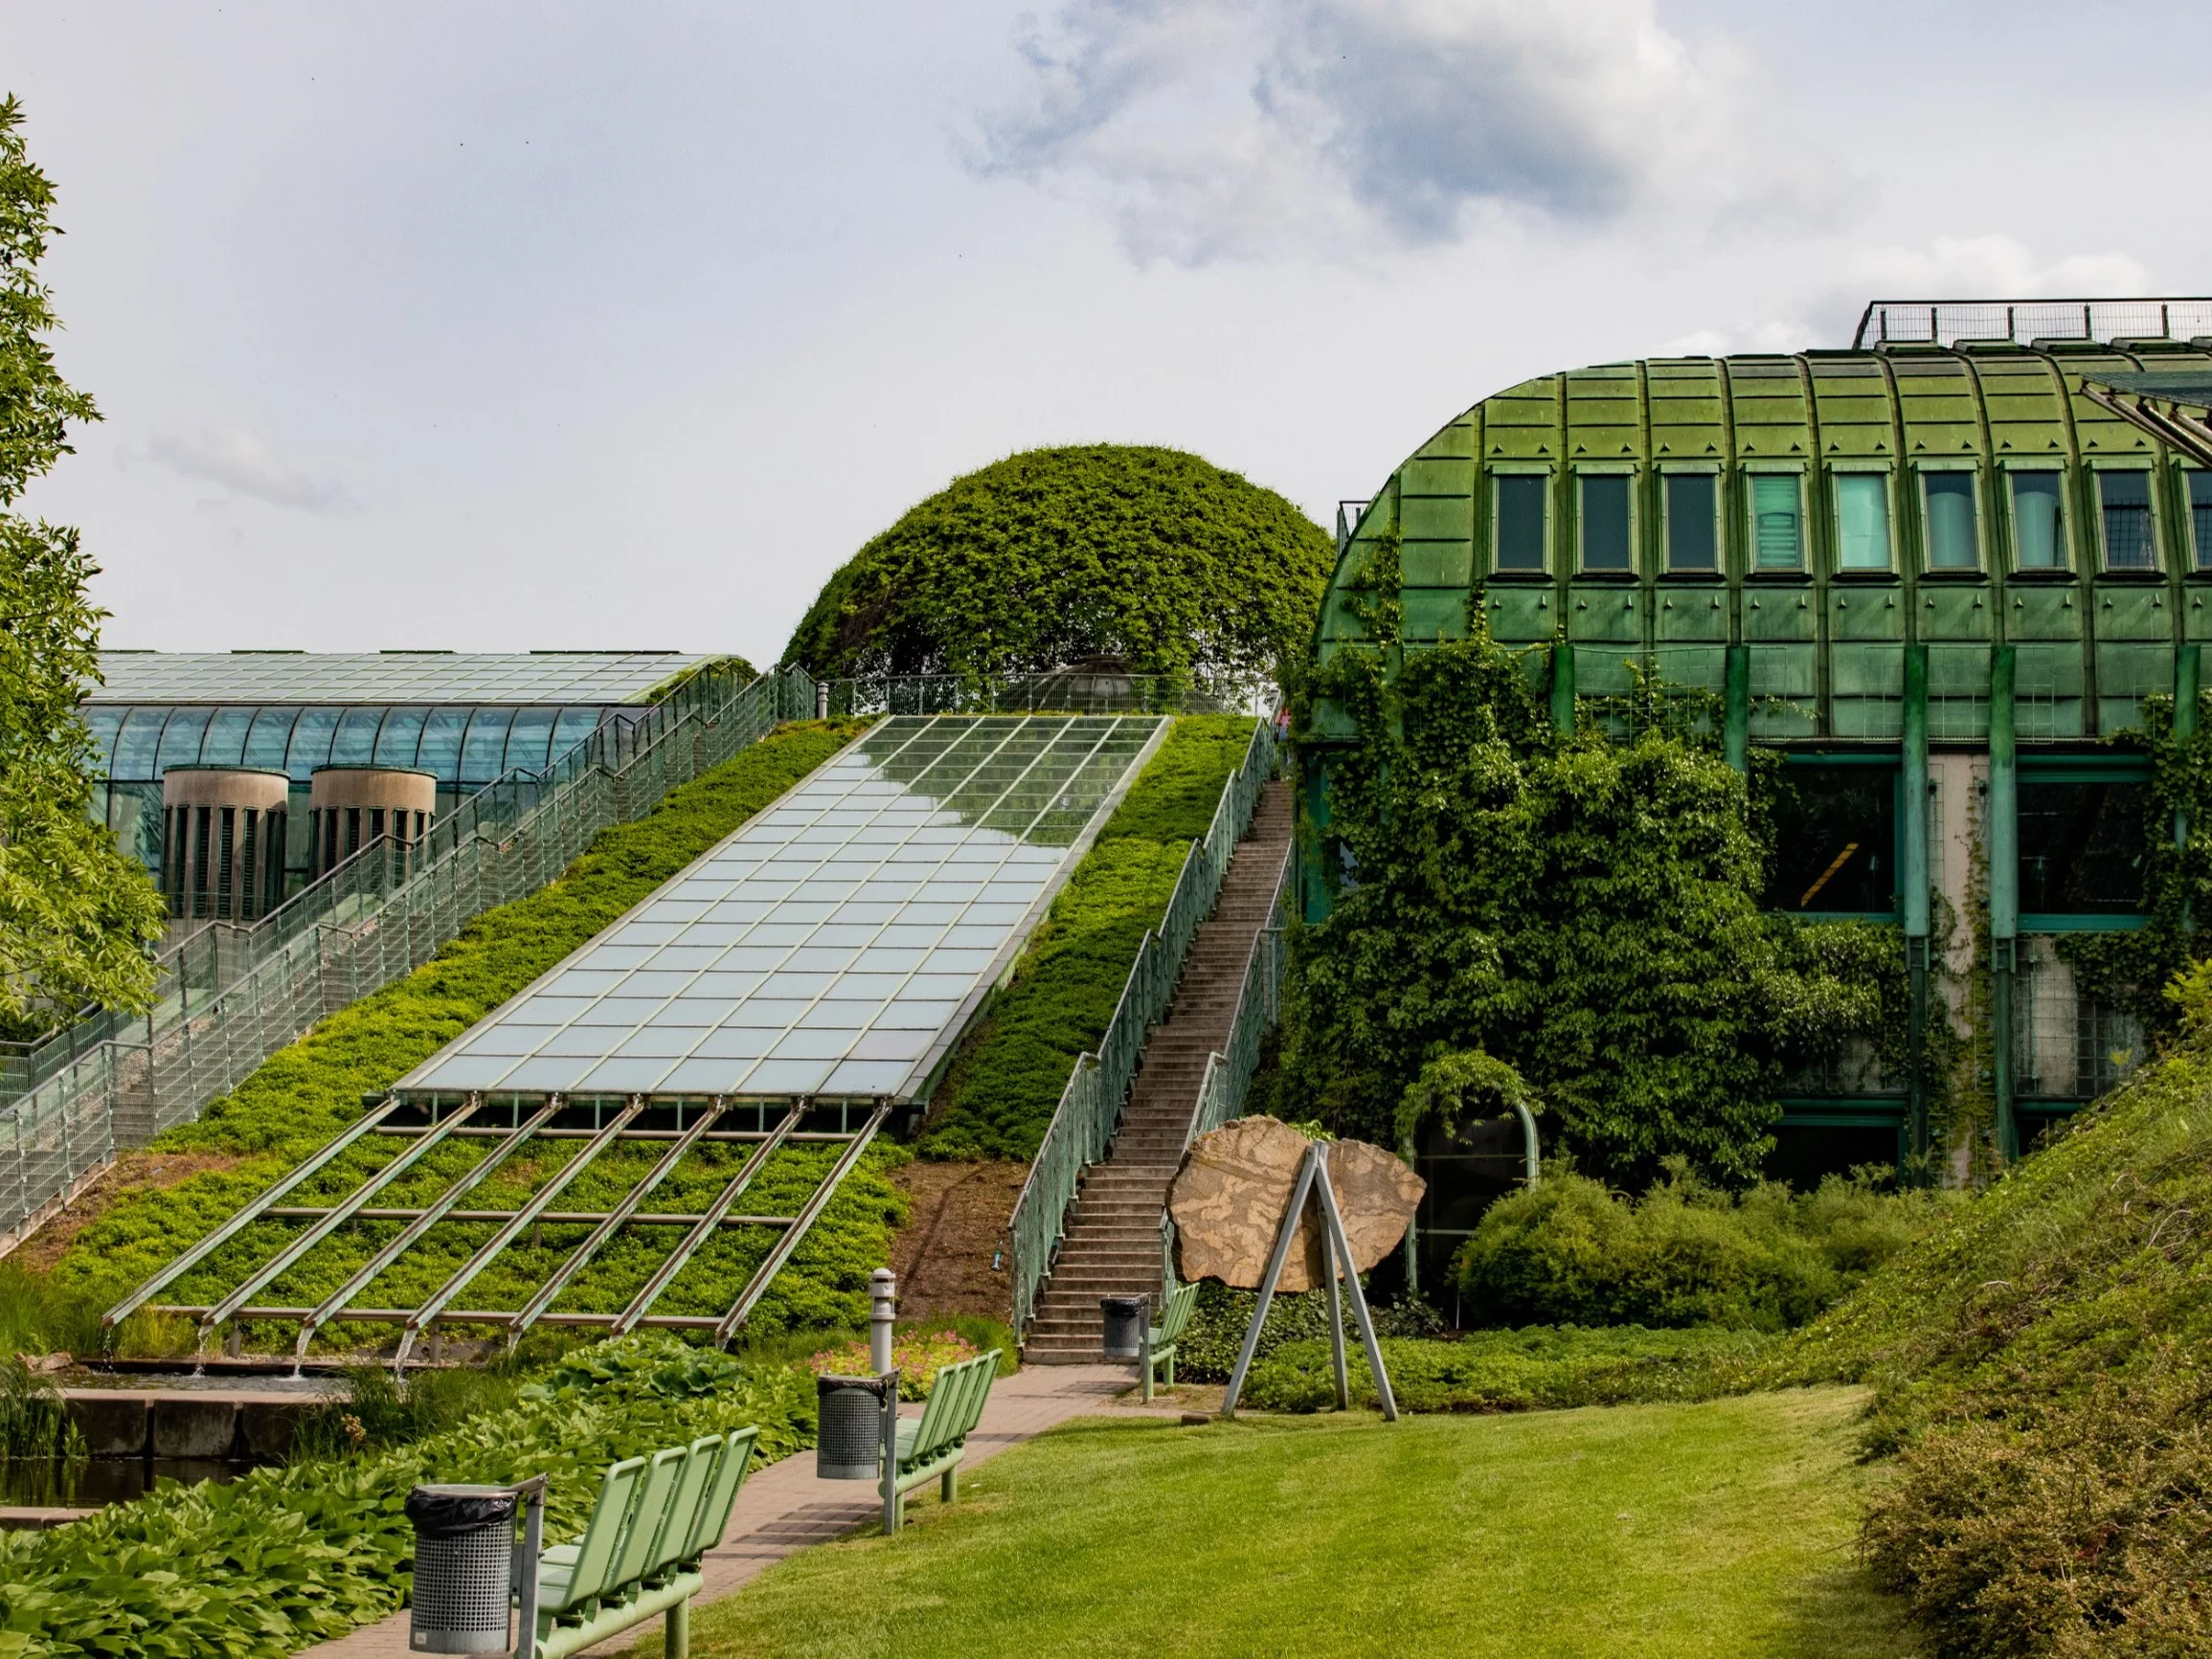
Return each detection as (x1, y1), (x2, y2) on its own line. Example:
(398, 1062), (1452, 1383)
(783, 444), (1332, 685)
(1283, 629), (1897, 1187)
(0, 96), (163, 1041)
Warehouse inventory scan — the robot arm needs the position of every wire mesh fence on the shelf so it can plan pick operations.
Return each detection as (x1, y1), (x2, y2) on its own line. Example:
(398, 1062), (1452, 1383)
(1854, 299), (2212, 350)
(818, 671), (1272, 719)
(0, 668), (816, 1249)
(1007, 718), (1280, 1338)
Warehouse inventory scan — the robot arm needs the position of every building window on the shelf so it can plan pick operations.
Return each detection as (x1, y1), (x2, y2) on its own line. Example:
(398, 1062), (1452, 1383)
(2097, 470), (2156, 571)
(1923, 472), (1980, 570)
(1664, 473), (1717, 572)
(1750, 474), (1804, 572)
(1834, 474), (1891, 571)
(1760, 765), (1896, 915)
(1579, 474), (1632, 572)
(2019, 779), (2146, 914)
(2011, 471), (2066, 570)
(1495, 474), (1547, 572)
(2190, 470), (2212, 570)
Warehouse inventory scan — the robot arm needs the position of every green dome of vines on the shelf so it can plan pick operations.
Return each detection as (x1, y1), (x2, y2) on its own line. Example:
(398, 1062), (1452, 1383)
(783, 444), (1332, 684)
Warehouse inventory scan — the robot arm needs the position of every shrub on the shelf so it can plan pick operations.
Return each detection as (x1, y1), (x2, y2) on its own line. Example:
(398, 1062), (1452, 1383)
(1237, 1326), (1772, 1415)
(0, 1333), (817, 1659)
(918, 715), (1257, 1160)
(1170, 1280), (1444, 1383)
(783, 444), (1331, 684)
(1455, 1164), (1950, 1334)
(41, 722), (908, 1346)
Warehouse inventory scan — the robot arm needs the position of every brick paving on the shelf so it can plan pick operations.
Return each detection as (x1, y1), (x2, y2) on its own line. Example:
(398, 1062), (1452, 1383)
(302, 1363), (1139, 1658)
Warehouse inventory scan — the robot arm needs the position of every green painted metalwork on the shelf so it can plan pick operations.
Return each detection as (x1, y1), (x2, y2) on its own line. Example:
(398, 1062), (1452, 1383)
(1548, 639), (1575, 733)
(1991, 645), (2020, 1161)
(712, 1105), (890, 1346)
(610, 1107), (793, 1337)
(882, 1349), (1000, 1532)
(1724, 644), (1749, 771)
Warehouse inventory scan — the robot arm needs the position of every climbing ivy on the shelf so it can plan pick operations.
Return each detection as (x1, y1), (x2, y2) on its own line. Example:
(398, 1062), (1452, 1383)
(1284, 628), (1898, 1187)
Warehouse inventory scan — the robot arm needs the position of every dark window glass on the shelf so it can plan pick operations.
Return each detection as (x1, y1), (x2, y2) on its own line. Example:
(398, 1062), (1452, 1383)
(153, 706), (213, 772)
(2098, 471), (2155, 570)
(1834, 474), (1891, 570)
(459, 706), (517, 785)
(373, 706), (430, 768)
(2012, 471), (2065, 569)
(1924, 472), (1979, 569)
(242, 706), (300, 772)
(1579, 474), (1632, 572)
(285, 707), (342, 779)
(1665, 474), (1717, 571)
(416, 706), (471, 782)
(2190, 471), (2212, 569)
(1760, 767), (1896, 914)
(329, 706), (383, 766)
(1750, 475), (1804, 570)
(2019, 780), (2146, 913)
(1495, 475), (1547, 571)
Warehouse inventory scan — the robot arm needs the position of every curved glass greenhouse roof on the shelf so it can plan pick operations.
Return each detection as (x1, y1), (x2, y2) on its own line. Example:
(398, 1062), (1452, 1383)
(92, 650), (712, 705)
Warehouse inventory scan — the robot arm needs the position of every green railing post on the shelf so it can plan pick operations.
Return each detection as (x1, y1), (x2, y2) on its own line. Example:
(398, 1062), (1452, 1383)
(1990, 644), (2019, 1165)
(1549, 641), (1575, 737)
(1724, 643), (1750, 774)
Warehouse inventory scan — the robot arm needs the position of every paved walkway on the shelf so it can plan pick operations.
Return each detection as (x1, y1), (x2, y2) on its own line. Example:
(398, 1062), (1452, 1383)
(305, 1364), (1147, 1658)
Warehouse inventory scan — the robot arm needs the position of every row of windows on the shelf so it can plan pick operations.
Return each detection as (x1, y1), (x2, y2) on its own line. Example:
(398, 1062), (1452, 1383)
(87, 703), (615, 788)
(1485, 465), (2212, 579)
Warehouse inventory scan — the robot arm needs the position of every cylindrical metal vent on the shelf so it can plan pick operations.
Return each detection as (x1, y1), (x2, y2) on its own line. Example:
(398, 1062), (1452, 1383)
(159, 768), (290, 923)
(309, 766), (437, 879)
(1101, 1295), (1148, 1360)
(404, 1484), (516, 1654)
(815, 1374), (889, 1481)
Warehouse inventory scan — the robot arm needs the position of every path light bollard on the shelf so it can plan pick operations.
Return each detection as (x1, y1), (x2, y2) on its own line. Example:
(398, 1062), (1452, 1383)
(870, 1267), (896, 1375)
(1100, 1294), (1147, 1361)
(405, 1479), (533, 1654)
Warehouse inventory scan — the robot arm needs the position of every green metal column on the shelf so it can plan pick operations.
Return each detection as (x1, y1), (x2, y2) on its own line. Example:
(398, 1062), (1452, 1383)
(1724, 644), (1749, 773)
(1989, 645), (2019, 1164)
(2177, 644), (2201, 856)
(1903, 645), (1930, 1171)
(1550, 640), (1576, 736)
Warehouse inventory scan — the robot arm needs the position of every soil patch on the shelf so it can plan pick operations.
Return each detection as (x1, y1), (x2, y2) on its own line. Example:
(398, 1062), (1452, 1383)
(12, 1151), (245, 1272)
(891, 1159), (1027, 1322)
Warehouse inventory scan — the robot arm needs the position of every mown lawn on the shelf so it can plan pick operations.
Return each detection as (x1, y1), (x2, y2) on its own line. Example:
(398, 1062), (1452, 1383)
(641, 1387), (1917, 1658)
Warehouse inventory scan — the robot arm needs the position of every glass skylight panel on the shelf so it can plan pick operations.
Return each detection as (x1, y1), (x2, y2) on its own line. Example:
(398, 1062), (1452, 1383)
(91, 651), (717, 706)
(396, 714), (1164, 1102)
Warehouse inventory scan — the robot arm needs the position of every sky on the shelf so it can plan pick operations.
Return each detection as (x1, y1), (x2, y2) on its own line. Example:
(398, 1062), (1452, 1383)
(6, 0), (2209, 668)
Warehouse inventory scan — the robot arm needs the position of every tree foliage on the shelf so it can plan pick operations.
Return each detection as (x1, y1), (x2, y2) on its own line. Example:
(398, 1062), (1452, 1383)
(1282, 628), (1899, 1186)
(782, 444), (1332, 685)
(0, 97), (163, 1041)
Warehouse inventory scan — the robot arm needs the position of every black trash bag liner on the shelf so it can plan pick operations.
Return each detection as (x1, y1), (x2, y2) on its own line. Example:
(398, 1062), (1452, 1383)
(814, 1373), (890, 1402)
(405, 1485), (517, 1538)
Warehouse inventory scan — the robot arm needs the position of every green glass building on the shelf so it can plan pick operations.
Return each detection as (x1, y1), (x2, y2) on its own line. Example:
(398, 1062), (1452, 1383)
(1306, 299), (2212, 1186)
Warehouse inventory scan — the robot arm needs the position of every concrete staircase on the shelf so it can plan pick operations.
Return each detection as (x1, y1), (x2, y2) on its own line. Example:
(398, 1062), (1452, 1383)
(1022, 779), (1292, 1364)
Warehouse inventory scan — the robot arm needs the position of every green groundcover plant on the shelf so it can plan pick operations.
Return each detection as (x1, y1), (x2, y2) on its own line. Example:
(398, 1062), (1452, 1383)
(1456, 1163), (1955, 1334)
(0, 1334), (815, 1659)
(1760, 962), (2212, 1656)
(43, 722), (908, 1345)
(918, 714), (1256, 1160)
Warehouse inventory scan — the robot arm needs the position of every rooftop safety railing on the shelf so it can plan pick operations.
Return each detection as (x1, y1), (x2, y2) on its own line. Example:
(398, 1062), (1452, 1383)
(816, 671), (1273, 720)
(1852, 298), (2212, 351)
(0, 667), (815, 1251)
(1006, 716), (1279, 1340)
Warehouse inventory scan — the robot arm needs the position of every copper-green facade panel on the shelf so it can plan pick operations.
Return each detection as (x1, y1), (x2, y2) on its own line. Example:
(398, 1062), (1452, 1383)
(1312, 338), (2212, 749)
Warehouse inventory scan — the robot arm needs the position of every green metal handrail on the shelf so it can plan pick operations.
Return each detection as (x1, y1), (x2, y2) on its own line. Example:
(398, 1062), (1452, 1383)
(1007, 717), (1278, 1339)
(1, 669), (815, 1249)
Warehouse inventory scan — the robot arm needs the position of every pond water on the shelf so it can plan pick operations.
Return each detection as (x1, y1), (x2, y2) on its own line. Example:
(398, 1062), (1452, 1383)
(2, 1454), (277, 1509)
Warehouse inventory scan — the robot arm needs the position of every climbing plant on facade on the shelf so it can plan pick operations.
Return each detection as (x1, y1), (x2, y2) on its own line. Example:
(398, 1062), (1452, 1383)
(1283, 628), (1898, 1187)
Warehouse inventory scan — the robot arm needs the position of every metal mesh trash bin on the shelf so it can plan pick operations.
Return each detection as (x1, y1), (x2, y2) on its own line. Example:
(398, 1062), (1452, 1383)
(816, 1374), (889, 1481)
(405, 1483), (517, 1653)
(1101, 1295), (1148, 1360)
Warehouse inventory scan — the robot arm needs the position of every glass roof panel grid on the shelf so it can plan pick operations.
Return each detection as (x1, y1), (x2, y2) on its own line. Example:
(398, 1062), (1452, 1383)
(395, 713), (1163, 1101)
(90, 651), (721, 706)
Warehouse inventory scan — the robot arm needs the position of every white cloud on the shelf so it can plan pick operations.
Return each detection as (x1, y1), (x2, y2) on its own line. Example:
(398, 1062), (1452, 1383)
(973, 0), (1767, 264)
(137, 425), (355, 513)
(1846, 234), (2148, 301)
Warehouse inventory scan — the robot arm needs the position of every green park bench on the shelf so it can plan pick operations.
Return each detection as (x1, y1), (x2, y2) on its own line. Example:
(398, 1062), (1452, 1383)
(883, 1350), (1001, 1533)
(1140, 1282), (1199, 1401)
(518, 1425), (757, 1659)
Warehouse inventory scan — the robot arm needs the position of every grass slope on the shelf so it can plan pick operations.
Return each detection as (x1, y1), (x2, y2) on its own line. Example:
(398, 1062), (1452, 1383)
(44, 721), (907, 1344)
(666, 1390), (1914, 1659)
(1771, 992), (2212, 1655)
(918, 713), (1256, 1161)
